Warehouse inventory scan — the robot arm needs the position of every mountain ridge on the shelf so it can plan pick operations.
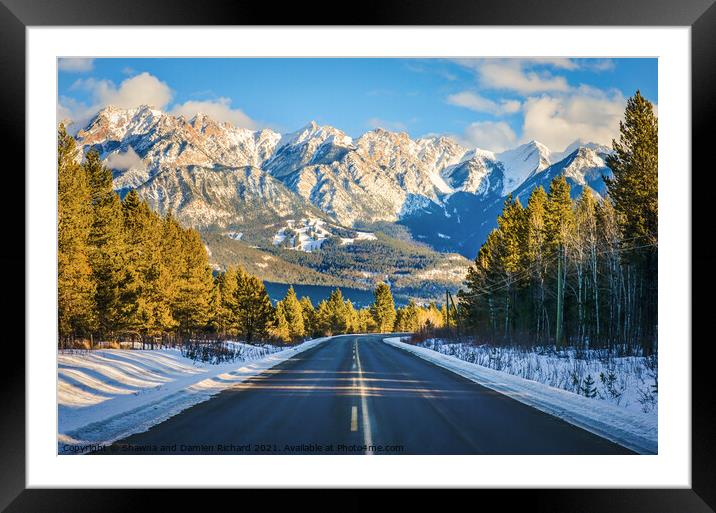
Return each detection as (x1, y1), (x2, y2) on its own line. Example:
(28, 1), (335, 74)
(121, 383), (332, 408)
(73, 105), (613, 259)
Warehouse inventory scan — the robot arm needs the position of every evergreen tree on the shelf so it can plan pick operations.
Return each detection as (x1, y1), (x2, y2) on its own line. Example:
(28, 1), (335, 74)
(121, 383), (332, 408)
(605, 90), (658, 247)
(322, 288), (350, 335)
(117, 190), (151, 339)
(282, 286), (305, 341)
(271, 301), (291, 343)
(545, 176), (574, 346)
(450, 92), (657, 353)
(315, 299), (331, 336)
(157, 212), (185, 338)
(357, 307), (377, 333)
(345, 299), (359, 333)
(299, 296), (317, 337)
(371, 282), (396, 332)
(494, 195), (526, 338)
(57, 125), (96, 342)
(215, 266), (240, 337)
(580, 374), (597, 398)
(524, 186), (549, 343)
(396, 299), (420, 332)
(234, 268), (273, 343)
(605, 90), (658, 351)
(84, 150), (126, 341)
(171, 225), (214, 337)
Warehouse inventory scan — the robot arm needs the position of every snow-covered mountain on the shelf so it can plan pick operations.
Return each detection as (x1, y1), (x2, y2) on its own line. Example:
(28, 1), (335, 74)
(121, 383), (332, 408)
(135, 164), (320, 228)
(512, 146), (613, 205)
(74, 105), (612, 257)
(77, 105), (281, 192)
(496, 140), (552, 195)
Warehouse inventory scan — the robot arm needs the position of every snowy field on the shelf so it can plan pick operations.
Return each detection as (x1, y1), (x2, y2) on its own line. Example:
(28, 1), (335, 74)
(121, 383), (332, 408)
(272, 217), (376, 252)
(384, 337), (657, 454)
(58, 338), (327, 454)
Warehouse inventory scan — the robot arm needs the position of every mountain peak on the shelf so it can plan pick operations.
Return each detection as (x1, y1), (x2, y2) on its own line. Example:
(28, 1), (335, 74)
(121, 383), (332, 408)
(551, 139), (612, 163)
(279, 121), (353, 149)
(495, 140), (552, 195)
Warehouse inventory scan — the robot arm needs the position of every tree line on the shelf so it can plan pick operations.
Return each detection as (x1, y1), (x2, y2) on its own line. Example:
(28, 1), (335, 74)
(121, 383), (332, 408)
(58, 124), (446, 348)
(457, 91), (658, 354)
(58, 125), (217, 347)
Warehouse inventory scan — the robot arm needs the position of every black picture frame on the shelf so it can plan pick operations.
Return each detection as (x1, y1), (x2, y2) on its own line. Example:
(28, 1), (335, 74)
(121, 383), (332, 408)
(2, 0), (713, 510)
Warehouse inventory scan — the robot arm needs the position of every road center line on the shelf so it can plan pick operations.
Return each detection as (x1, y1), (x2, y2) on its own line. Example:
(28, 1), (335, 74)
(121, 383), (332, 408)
(354, 340), (374, 455)
(350, 406), (358, 431)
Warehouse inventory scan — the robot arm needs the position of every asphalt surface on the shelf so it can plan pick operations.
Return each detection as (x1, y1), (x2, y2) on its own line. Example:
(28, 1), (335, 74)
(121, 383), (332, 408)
(97, 334), (634, 455)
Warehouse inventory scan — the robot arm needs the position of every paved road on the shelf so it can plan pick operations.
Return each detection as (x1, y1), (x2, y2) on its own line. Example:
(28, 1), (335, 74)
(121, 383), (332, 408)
(98, 335), (633, 455)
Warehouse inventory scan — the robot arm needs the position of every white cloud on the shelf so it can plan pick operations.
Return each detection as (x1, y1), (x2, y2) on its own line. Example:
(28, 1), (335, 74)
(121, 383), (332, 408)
(521, 87), (626, 152)
(529, 58), (579, 70)
(58, 72), (259, 133)
(584, 59), (616, 72)
(56, 96), (102, 133)
(447, 91), (521, 115)
(72, 72), (173, 110)
(459, 121), (518, 152)
(366, 117), (408, 132)
(58, 58), (94, 72)
(58, 72), (173, 132)
(171, 97), (257, 129)
(479, 61), (570, 94)
(452, 59), (572, 94)
(104, 147), (145, 171)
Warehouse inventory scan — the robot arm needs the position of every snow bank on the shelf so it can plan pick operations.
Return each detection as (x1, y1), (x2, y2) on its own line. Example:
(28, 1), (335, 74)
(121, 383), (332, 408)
(417, 339), (657, 416)
(58, 337), (328, 454)
(383, 337), (657, 455)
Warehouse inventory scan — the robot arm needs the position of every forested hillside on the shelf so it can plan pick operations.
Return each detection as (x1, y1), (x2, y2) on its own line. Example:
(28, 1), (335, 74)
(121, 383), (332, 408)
(58, 126), (448, 348)
(456, 92), (658, 354)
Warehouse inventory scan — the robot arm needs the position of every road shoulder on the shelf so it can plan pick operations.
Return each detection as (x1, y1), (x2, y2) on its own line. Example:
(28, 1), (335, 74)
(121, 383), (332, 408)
(383, 336), (657, 455)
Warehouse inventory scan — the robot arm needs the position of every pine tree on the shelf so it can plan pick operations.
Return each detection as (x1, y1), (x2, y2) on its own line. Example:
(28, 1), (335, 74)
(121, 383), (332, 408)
(459, 229), (498, 337)
(323, 288), (350, 335)
(169, 221), (214, 338)
(84, 150), (126, 342)
(234, 268), (273, 343)
(371, 282), (396, 332)
(157, 212), (185, 338)
(494, 195), (526, 338)
(282, 286), (305, 341)
(396, 299), (420, 332)
(545, 176), (574, 346)
(57, 125), (96, 344)
(357, 307), (377, 333)
(117, 190), (150, 340)
(524, 186), (549, 343)
(299, 296), (317, 337)
(345, 299), (359, 333)
(605, 90), (658, 247)
(215, 266), (240, 337)
(604, 90), (658, 352)
(580, 374), (597, 398)
(315, 299), (331, 336)
(271, 301), (291, 343)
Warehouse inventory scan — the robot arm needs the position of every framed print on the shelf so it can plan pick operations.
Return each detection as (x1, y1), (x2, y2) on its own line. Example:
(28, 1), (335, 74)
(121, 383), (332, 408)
(3, 0), (715, 510)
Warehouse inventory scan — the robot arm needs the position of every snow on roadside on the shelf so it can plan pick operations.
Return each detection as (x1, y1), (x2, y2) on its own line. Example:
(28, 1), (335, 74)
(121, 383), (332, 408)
(416, 339), (657, 415)
(58, 337), (328, 454)
(383, 337), (657, 455)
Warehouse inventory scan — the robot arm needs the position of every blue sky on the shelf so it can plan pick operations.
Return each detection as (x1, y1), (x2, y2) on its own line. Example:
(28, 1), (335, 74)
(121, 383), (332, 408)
(58, 58), (657, 153)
